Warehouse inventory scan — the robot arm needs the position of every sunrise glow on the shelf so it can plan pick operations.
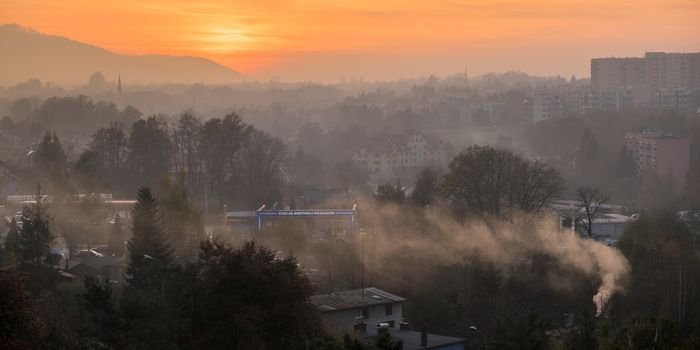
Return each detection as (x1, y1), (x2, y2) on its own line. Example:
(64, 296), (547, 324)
(1, 0), (699, 80)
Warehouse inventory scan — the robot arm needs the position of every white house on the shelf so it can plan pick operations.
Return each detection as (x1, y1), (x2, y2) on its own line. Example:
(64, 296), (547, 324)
(310, 287), (405, 334)
(576, 213), (634, 242)
(311, 287), (465, 350)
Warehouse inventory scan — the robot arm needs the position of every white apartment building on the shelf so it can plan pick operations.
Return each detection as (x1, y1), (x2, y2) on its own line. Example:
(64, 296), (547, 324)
(352, 130), (452, 179)
(532, 91), (564, 123)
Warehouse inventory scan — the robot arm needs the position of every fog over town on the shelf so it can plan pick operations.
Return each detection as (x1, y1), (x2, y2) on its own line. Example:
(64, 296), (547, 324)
(1, 2), (700, 349)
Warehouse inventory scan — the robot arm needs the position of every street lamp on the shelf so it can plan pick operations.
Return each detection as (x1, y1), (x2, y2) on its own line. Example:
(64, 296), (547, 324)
(469, 325), (486, 350)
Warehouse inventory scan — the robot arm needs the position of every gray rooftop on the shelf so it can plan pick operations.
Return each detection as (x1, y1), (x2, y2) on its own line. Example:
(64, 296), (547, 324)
(68, 256), (126, 270)
(310, 287), (406, 312)
(366, 328), (465, 350)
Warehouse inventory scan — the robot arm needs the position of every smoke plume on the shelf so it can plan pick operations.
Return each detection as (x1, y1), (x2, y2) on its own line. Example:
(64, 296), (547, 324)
(358, 203), (630, 316)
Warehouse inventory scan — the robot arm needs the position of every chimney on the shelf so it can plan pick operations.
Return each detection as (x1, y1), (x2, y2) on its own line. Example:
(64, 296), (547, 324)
(420, 325), (428, 347)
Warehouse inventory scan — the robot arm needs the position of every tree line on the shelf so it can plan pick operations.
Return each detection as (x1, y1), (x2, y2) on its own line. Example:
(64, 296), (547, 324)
(0, 186), (408, 349)
(26, 111), (287, 211)
(375, 145), (564, 222)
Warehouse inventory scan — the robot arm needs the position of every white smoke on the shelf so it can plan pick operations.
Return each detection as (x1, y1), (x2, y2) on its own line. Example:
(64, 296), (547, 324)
(359, 203), (630, 316)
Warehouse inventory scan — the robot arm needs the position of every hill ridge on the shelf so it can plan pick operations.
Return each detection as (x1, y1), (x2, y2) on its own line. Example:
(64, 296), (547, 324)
(0, 23), (243, 85)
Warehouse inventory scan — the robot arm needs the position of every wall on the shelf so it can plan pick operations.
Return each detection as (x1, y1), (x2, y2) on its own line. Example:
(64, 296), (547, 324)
(320, 302), (404, 335)
(655, 138), (690, 191)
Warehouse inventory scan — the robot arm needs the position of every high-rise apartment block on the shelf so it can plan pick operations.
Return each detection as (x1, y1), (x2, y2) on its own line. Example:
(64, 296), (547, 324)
(591, 57), (646, 90)
(591, 52), (700, 111)
(624, 130), (690, 190)
(592, 52), (700, 91)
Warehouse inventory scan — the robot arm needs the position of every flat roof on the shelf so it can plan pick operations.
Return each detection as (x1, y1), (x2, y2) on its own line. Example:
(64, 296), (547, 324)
(365, 328), (465, 350)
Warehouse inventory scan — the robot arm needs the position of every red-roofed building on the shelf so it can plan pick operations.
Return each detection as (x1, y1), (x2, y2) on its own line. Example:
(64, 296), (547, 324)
(352, 130), (452, 179)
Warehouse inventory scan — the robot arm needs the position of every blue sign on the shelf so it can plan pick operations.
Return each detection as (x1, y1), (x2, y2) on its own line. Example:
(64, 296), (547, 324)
(257, 210), (355, 217)
(256, 209), (356, 232)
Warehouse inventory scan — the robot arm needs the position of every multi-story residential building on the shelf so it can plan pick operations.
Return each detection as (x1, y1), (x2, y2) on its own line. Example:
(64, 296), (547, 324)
(352, 130), (453, 179)
(624, 130), (690, 190)
(656, 87), (693, 113)
(591, 57), (646, 91)
(645, 52), (700, 90)
(591, 52), (700, 110)
(502, 90), (532, 125)
(532, 90), (564, 123)
(592, 52), (700, 91)
(583, 89), (634, 112)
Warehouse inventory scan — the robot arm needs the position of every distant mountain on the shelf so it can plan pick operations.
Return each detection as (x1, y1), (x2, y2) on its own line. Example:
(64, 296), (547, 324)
(0, 24), (243, 85)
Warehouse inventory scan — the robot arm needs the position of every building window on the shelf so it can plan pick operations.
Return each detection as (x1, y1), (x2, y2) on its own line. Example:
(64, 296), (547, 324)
(385, 304), (393, 316)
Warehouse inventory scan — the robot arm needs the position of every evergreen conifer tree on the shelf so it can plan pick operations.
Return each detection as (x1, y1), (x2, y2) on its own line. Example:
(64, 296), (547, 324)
(126, 187), (173, 289)
(16, 191), (59, 293)
(410, 168), (437, 207)
(3, 218), (19, 264)
(34, 132), (69, 192)
(159, 177), (204, 257)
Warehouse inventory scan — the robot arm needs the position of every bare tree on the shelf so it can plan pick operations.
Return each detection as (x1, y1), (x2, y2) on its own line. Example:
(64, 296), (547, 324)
(575, 186), (610, 237)
(410, 167), (438, 207)
(239, 129), (288, 208)
(92, 122), (129, 180)
(172, 110), (202, 191)
(199, 113), (252, 206)
(441, 145), (519, 217)
(442, 145), (563, 219)
(510, 160), (564, 215)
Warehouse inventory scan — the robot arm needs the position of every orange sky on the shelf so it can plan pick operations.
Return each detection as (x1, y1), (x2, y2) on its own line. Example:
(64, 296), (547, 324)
(2, 0), (699, 81)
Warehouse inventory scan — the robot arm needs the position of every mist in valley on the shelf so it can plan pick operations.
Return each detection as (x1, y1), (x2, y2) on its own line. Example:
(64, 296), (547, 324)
(2, 3), (700, 349)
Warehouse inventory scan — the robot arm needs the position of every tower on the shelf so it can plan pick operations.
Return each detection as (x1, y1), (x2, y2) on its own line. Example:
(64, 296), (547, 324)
(117, 74), (122, 96)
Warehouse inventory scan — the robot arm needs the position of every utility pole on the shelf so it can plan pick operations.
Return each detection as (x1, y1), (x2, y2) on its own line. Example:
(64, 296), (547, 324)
(361, 229), (366, 307)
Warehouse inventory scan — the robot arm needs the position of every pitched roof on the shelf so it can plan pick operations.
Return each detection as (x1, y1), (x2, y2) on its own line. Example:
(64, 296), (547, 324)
(310, 287), (406, 312)
(68, 256), (126, 271)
